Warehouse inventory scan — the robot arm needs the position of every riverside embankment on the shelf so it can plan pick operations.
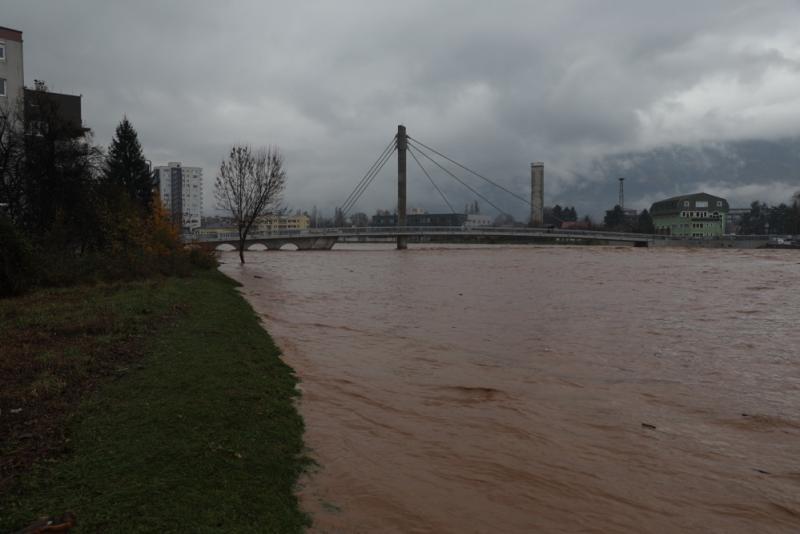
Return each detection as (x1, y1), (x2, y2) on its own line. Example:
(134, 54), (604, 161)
(1, 270), (307, 533)
(222, 244), (800, 534)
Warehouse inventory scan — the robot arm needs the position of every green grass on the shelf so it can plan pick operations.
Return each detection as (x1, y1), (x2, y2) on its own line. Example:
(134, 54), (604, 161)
(0, 270), (308, 533)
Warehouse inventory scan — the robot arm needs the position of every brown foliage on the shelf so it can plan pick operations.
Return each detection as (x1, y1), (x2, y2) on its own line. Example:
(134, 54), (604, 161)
(26, 193), (217, 291)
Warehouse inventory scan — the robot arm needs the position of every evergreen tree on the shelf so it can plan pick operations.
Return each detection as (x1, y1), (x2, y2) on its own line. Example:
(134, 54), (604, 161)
(786, 200), (800, 235)
(604, 205), (626, 230)
(103, 117), (154, 210)
(637, 209), (655, 234)
(334, 207), (345, 227)
(739, 201), (768, 234)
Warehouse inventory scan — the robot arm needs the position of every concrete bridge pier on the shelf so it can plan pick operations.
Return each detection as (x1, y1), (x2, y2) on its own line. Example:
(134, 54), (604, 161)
(294, 237), (338, 250)
(264, 241), (286, 250)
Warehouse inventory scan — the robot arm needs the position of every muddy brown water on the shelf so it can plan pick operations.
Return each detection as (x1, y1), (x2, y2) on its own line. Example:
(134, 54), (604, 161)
(219, 245), (800, 533)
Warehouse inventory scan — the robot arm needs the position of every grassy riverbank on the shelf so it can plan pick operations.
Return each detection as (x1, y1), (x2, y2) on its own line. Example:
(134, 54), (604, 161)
(0, 270), (308, 533)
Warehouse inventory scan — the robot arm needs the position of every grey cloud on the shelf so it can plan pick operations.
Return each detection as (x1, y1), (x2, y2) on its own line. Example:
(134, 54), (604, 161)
(4, 0), (800, 220)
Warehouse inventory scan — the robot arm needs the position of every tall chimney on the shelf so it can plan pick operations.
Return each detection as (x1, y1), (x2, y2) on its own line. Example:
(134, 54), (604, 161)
(618, 177), (625, 211)
(531, 162), (544, 226)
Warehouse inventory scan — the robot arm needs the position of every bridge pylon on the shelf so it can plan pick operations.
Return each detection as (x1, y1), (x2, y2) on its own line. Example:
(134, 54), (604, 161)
(397, 124), (407, 250)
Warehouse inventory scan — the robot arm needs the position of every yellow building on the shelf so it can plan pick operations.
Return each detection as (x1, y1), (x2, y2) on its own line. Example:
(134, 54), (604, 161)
(255, 214), (310, 233)
(192, 214), (310, 239)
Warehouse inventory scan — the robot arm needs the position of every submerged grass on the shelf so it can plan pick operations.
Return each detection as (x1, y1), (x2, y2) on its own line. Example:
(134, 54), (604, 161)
(0, 270), (308, 533)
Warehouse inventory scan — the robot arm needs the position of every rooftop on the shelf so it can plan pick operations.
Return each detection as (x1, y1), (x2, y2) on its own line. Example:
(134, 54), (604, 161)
(651, 192), (730, 215)
(0, 26), (23, 41)
(653, 192), (726, 203)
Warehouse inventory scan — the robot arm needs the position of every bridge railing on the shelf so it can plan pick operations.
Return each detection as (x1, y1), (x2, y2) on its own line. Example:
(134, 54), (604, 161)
(191, 226), (658, 242)
(188, 226), (772, 243)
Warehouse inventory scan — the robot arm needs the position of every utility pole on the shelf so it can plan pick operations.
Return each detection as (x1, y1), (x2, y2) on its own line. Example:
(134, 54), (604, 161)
(397, 124), (407, 250)
(618, 177), (625, 211)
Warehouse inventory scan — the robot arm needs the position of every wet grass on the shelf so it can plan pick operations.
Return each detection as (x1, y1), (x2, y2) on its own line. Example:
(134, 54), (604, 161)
(0, 270), (307, 533)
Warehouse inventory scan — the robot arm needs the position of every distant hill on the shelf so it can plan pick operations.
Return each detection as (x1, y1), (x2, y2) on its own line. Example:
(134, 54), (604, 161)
(559, 137), (800, 218)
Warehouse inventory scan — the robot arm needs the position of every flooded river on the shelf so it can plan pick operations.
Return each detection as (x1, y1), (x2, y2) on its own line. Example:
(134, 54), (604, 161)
(219, 245), (800, 533)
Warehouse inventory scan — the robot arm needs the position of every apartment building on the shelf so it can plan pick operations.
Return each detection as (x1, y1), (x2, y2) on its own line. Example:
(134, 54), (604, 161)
(1, 26), (82, 135)
(0, 26), (24, 110)
(155, 162), (203, 232)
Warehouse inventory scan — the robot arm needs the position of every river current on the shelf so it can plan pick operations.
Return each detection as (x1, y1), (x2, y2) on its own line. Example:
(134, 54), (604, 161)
(219, 245), (800, 533)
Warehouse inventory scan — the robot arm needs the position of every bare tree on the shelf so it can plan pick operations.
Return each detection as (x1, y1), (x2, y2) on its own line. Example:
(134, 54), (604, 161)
(0, 97), (26, 222)
(215, 144), (286, 263)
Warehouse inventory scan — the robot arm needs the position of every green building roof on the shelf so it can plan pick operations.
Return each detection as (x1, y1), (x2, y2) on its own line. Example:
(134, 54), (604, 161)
(650, 192), (729, 216)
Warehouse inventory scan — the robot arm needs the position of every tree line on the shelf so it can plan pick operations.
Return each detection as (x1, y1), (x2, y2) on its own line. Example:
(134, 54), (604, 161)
(737, 200), (800, 235)
(0, 83), (214, 296)
(603, 205), (655, 233)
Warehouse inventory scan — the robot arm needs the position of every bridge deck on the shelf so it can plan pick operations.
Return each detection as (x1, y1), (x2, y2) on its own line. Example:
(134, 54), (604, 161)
(190, 226), (769, 247)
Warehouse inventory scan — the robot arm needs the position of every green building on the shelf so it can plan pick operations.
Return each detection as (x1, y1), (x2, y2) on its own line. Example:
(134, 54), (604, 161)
(650, 192), (729, 237)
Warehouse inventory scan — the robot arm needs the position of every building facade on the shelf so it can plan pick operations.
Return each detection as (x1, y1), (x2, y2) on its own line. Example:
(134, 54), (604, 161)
(650, 192), (729, 237)
(255, 214), (310, 233)
(194, 214), (309, 238)
(155, 162), (203, 232)
(371, 212), (468, 227)
(1, 26), (82, 135)
(464, 214), (492, 228)
(24, 88), (83, 136)
(0, 26), (24, 111)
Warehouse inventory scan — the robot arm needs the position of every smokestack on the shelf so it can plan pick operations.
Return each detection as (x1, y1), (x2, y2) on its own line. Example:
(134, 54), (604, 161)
(618, 177), (625, 211)
(531, 162), (544, 226)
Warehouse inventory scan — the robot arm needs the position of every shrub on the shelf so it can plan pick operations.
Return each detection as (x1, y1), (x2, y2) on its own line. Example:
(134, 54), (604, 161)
(188, 246), (218, 270)
(0, 216), (35, 297)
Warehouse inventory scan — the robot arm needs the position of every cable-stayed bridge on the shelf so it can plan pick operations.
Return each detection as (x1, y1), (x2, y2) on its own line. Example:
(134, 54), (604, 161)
(196, 125), (770, 250)
(194, 226), (769, 251)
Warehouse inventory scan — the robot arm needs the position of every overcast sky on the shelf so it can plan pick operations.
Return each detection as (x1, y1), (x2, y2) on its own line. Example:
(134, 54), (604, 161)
(4, 0), (800, 218)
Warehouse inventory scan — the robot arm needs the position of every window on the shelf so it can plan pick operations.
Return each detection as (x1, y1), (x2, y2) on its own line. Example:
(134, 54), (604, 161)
(717, 201), (723, 207)
(0, 77), (6, 97)
(684, 200), (690, 207)
(0, 42), (5, 60)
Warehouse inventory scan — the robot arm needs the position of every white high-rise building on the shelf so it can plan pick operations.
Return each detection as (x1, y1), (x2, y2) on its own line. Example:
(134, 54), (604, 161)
(0, 26), (24, 112)
(155, 162), (203, 232)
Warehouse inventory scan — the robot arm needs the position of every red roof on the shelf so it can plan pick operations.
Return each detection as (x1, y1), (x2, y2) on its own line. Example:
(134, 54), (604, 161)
(0, 27), (23, 42)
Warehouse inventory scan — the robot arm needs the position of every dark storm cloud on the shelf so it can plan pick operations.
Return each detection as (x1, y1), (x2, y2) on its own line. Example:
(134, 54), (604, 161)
(4, 0), (800, 218)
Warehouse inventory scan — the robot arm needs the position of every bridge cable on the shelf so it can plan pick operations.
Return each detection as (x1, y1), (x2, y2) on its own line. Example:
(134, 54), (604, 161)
(340, 136), (396, 214)
(408, 144), (510, 216)
(408, 146), (456, 214)
(341, 141), (397, 216)
(339, 137), (397, 215)
(408, 136), (532, 206)
(341, 151), (391, 215)
(342, 144), (396, 216)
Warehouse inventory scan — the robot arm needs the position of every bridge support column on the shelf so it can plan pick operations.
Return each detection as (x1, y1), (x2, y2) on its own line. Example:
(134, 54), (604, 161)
(311, 237), (338, 250)
(397, 124), (407, 250)
(531, 162), (544, 227)
(293, 237), (338, 250)
(265, 241), (286, 250)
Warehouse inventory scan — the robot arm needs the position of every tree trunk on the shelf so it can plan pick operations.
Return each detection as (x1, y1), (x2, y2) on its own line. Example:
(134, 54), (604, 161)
(238, 238), (246, 264)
